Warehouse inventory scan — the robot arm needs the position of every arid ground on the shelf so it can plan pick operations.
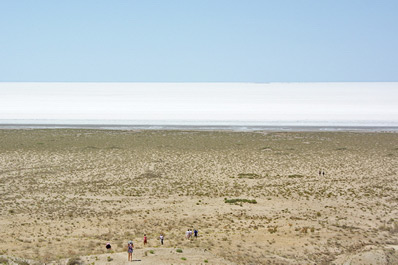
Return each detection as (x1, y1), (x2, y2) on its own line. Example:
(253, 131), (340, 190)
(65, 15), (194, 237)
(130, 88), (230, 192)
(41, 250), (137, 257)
(1, 129), (398, 264)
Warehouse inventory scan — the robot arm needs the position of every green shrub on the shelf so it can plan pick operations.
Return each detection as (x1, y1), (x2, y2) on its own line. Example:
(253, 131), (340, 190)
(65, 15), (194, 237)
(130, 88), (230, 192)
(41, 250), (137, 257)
(224, 198), (257, 204)
(288, 174), (304, 178)
(238, 173), (260, 179)
(176, 248), (183, 253)
(268, 226), (277, 234)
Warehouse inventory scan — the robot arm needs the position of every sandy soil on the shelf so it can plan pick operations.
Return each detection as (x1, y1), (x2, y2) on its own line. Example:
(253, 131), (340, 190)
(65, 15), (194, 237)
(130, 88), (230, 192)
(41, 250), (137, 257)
(0, 129), (398, 264)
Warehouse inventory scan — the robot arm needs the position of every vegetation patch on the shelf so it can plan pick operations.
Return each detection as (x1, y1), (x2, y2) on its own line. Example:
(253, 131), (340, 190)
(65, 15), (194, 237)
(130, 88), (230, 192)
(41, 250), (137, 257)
(288, 174), (305, 178)
(260, 146), (272, 151)
(138, 171), (162, 179)
(268, 226), (277, 234)
(224, 198), (257, 204)
(238, 173), (261, 179)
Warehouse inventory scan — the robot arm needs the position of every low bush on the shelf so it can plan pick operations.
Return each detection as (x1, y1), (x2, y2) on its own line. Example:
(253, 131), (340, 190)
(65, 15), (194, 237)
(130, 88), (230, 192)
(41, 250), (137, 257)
(238, 173), (260, 179)
(224, 198), (257, 204)
(288, 174), (304, 178)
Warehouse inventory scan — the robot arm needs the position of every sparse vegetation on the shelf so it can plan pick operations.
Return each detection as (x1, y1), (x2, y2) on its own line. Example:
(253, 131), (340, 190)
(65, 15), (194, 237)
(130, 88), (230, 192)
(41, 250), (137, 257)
(0, 130), (397, 265)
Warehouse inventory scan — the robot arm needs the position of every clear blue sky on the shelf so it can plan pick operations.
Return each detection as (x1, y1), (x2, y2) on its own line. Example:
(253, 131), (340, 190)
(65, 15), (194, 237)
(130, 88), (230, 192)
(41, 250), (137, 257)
(0, 0), (397, 82)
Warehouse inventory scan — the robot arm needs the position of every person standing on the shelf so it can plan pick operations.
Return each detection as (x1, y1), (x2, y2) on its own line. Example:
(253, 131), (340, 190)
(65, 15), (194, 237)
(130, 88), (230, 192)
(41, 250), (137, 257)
(194, 229), (198, 239)
(159, 234), (164, 245)
(143, 234), (147, 246)
(127, 240), (134, 262)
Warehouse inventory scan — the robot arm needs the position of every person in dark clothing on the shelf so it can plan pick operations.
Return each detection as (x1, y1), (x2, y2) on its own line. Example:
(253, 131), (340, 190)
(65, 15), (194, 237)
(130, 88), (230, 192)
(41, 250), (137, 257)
(127, 240), (134, 261)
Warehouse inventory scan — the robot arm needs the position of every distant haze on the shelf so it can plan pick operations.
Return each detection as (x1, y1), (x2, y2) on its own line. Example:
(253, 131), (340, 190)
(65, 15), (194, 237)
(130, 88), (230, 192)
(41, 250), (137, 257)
(0, 82), (397, 125)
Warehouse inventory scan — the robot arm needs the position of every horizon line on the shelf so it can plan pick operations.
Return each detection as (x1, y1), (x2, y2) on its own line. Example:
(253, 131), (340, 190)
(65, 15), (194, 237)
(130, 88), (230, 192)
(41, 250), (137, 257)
(2, 81), (398, 83)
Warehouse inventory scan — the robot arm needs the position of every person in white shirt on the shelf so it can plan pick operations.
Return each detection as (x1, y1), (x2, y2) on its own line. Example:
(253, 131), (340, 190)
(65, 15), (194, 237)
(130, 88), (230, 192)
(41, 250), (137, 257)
(159, 234), (164, 245)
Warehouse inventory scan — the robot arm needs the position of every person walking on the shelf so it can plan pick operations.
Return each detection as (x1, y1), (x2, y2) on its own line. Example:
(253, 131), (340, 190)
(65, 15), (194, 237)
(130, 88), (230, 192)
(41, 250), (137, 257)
(194, 229), (198, 239)
(127, 240), (134, 261)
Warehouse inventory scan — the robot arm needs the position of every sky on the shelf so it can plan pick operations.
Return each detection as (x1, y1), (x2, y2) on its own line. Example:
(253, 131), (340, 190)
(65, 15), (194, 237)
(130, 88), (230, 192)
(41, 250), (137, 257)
(0, 82), (397, 124)
(0, 0), (398, 82)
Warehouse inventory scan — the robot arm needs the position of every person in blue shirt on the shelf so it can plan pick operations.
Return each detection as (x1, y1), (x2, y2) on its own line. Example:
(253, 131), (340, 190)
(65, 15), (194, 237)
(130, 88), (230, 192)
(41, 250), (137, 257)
(127, 240), (134, 261)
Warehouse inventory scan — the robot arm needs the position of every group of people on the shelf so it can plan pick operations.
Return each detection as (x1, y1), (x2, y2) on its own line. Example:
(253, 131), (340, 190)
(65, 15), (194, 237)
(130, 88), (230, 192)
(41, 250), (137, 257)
(319, 170), (326, 176)
(185, 228), (198, 240)
(143, 233), (165, 246)
(105, 232), (174, 261)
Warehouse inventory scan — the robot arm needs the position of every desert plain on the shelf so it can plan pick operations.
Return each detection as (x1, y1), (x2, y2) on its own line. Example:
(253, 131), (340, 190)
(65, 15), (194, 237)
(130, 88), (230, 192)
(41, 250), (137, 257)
(0, 129), (398, 265)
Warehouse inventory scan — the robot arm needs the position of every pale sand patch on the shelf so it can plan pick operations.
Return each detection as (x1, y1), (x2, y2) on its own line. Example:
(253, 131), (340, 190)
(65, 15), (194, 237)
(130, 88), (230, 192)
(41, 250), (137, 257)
(73, 248), (232, 265)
